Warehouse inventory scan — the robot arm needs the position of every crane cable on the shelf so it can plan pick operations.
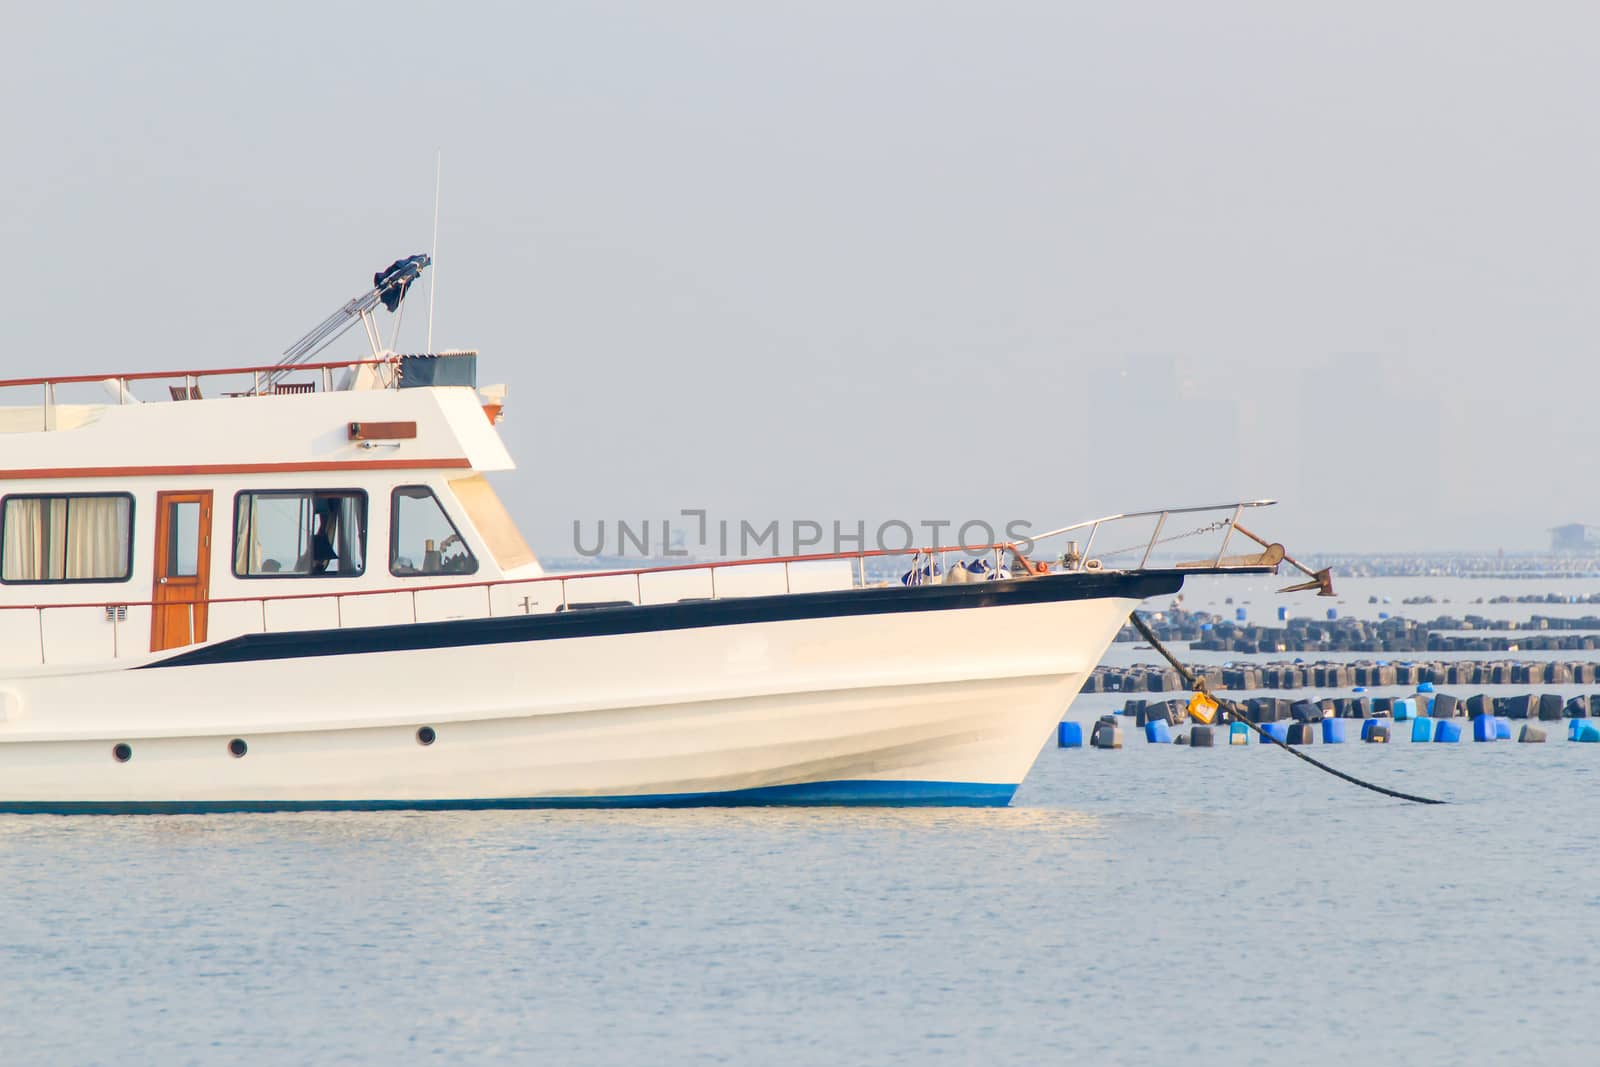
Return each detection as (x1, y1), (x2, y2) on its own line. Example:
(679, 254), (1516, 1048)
(1127, 612), (1445, 805)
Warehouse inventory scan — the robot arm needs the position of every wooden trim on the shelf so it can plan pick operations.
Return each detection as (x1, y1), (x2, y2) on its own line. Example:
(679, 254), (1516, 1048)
(0, 458), (472, 481)
(348, 421), (418, 441)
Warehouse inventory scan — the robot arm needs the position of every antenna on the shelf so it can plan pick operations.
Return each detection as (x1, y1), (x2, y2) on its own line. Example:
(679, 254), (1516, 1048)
(428, 151), (441, 353)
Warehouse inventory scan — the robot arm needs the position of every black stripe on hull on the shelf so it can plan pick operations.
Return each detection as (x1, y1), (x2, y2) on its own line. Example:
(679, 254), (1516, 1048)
(140, 570), (1185, 669)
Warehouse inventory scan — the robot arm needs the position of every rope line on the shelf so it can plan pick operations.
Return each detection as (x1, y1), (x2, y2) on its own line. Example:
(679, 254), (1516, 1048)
(1095, 520), (1231, 562)
(1127, 612), (1445, 805)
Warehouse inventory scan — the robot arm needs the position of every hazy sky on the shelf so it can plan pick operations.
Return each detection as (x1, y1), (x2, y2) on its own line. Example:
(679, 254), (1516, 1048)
(4, 2), (1597, 554)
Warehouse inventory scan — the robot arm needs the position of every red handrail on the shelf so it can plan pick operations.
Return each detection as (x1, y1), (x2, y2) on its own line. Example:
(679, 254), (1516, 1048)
(0, 541), (1020, 613)
(0, 357), (396, 391)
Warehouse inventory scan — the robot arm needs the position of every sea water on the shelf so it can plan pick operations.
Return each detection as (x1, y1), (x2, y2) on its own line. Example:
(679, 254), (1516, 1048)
(1, 740), (1595, 1065)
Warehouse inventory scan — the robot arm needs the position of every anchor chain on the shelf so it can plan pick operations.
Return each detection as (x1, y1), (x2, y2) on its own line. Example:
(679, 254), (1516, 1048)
(1126, 611), (1445, 805)
(1094, 519), (1232, 563)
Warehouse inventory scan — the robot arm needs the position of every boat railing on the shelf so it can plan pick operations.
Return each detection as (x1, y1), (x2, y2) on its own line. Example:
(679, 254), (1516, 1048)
(1027, 498), (1279, 570)
(0, 500), (1277, 666)
(0, 357), (399, 431)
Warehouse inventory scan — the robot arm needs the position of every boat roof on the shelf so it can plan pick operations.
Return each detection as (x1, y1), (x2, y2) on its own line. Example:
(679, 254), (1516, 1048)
(0, 355), (513, 481)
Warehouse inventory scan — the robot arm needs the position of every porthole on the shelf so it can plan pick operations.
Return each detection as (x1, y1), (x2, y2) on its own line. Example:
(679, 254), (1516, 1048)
(228, 738), (248, 758)
(112, 743), (132, 763)
(416, 726), (436, 746)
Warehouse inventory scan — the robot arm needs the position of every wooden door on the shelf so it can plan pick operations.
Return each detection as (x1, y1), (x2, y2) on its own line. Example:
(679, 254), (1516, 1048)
(150, 491), (213, 651)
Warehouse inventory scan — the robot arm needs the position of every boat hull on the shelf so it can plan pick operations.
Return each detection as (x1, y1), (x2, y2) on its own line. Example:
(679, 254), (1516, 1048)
(0, 573), (1180, 812)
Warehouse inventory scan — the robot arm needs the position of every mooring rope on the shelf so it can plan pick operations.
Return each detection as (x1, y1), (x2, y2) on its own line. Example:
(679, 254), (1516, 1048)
(1127, 612), (1446, 805)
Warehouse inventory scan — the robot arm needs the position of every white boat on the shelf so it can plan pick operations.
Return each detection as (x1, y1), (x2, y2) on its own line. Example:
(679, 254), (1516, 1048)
(0, 258), (1285, 812)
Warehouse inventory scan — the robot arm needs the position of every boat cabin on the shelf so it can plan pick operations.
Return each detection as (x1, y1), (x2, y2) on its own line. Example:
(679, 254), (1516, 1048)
(0, 353), (559, 667)
(0, 352), (867, 669)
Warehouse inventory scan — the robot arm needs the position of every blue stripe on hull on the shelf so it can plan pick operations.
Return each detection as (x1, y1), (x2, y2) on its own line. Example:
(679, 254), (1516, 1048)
(0, 779), (1017, 815)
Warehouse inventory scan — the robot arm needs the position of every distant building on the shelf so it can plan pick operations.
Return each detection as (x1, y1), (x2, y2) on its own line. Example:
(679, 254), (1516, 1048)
(1549, 523), (1599, 553)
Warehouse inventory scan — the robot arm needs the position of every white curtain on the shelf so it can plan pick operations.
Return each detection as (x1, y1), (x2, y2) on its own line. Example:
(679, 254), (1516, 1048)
(336, 496), (365, 574)
(3, 497), (126, 580)
(235, 498), (264, 574)
(64, 497), (129, 579)
(2, 499), (47, 580)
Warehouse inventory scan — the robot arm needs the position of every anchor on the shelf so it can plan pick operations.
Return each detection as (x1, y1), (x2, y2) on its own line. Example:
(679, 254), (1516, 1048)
(1229, 522), (1335, 597)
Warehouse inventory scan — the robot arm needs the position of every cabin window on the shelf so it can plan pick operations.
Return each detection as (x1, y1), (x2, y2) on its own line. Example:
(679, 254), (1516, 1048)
(0, 493), (133, 583)
(233, 490), (367, 578)
(390, 486), (478, 576)
(448, 474), (536, 571)
(168, 501), (201, 577)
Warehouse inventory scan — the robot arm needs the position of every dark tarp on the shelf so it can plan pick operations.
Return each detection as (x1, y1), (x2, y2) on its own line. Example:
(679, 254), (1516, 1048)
(374, 253), (431, 313)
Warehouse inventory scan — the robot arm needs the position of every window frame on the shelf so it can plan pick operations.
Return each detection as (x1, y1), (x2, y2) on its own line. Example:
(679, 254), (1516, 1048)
(0, 491), (136, 585)
(230, 488), (370, 580)
(389, 485), (480, 578)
